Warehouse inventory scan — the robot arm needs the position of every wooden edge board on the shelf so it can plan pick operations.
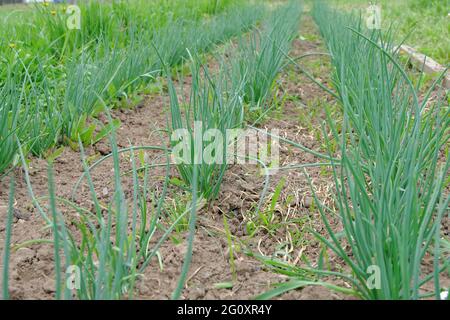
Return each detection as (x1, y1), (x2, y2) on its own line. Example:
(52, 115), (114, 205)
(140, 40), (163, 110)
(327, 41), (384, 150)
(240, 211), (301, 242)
(399, 44), (450, 89)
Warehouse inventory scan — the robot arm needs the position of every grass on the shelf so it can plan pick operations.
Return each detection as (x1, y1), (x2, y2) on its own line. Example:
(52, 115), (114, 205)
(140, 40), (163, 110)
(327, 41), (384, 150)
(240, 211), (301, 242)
(327, 0), (449, 64)
(167, 55), (245, 200)
(1, 175), (14, 300)
(1, 0), (268, 300)
(0, 0), (266, 176)
(0, 69), (22, 174)
(166, 1), (304, 200)
(232, 0), (302, 111)
(3, 0), (447, 301)
(245, 177), (288, 236)
(255, 0), (449, 300)
(4, 118), (194, 299)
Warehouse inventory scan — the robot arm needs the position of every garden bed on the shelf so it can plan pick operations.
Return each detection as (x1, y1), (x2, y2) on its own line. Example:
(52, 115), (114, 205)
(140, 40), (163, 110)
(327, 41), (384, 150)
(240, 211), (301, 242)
(0, 0), (448, 301)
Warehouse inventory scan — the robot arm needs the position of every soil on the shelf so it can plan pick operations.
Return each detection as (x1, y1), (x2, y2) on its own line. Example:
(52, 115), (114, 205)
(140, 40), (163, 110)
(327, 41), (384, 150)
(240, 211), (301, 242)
(0, 15), (447, 300)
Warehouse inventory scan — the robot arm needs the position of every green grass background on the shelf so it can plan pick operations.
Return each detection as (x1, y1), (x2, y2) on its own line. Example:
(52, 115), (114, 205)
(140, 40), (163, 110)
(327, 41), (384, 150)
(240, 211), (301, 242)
(324, 0), (449, 64)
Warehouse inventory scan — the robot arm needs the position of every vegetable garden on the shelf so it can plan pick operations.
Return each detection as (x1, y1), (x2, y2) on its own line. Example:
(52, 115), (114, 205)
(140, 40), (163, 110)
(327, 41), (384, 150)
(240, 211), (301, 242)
(0, 0), (448, 300)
